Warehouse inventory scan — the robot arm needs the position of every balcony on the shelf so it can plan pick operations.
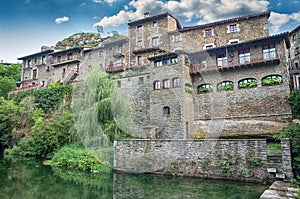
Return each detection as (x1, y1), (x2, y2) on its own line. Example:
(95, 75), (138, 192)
(105, 62), (127, 72)
(190, 51), (281, 74)
(50, 55), (81, 66)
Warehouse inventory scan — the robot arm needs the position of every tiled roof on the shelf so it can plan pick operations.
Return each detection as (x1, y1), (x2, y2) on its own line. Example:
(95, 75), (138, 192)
(48, 47), (82, 55)
(179, 11), (270, 32)
(128, 13), (182, 29)
(18, 49), (54, 60)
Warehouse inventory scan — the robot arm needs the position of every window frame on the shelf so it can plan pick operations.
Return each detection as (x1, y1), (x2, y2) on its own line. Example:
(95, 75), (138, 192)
(152, 37), (159, 46)
(173, 78), (181, 87)
(137, 56), (142, 66)
(229, 24), (238, 33)
(238, 48), (251, 64)
(263, 44), (276, 60)
(205, 29), (213, 37)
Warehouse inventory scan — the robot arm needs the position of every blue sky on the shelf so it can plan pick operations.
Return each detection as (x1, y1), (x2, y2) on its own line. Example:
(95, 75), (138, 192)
(0, 0), (299, 63)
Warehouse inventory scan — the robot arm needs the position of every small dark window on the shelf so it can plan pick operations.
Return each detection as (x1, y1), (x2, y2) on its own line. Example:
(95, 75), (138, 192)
(163, 106), (170, 115)
(295, 62), (299, 68)
(139, 77), (144, 85)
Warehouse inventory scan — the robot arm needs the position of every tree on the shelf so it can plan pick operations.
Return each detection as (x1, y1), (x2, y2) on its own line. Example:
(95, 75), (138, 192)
(286, 89), (300, 119)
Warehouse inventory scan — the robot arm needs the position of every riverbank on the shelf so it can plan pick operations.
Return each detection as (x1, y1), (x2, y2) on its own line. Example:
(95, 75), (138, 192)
(260, 181), (299, 199)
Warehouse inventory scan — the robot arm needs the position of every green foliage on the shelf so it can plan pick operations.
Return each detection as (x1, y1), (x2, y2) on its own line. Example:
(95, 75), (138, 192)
(11, 85), (72, 114)
(249, 158), (261, 166)
(198, 87), (213, 93)
(214, 157), (235, 176)
(217, 84), (234, 91)
(0, 64), (22, 98)
(287, 89), (300, 119)
(185, 85), (194, 93)
(238, 80), (257, 89)
(6, 111), (76, 159)
(262, 77), (282, 86)
(46, 143), (111, 173)
(279, 124), (300, 181)
(0, 97), (19, 148)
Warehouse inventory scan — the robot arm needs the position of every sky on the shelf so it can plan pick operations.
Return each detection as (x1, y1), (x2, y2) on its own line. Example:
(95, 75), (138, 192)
(0, 0), (299, 63)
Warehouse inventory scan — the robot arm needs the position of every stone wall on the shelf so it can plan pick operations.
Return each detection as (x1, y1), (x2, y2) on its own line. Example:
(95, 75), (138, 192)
(114, 139), (293, 182)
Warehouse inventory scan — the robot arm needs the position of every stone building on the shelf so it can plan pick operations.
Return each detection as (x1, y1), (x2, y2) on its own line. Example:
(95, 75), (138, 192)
(16, 12), (294, 138)
(289, 25), (300, 89)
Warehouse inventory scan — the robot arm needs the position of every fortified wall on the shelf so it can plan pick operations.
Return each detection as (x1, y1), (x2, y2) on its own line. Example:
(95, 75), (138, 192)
(114, 139), (293, 182)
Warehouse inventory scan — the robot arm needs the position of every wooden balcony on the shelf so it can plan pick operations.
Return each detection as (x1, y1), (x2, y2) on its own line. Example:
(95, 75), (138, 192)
(50, 55), (81, 66)
(105, 62), (127, 72)
(190, 51), (281, 74)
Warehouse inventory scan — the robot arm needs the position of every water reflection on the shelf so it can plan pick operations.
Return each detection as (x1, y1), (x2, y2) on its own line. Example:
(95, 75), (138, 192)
(0, 157), (267, 199)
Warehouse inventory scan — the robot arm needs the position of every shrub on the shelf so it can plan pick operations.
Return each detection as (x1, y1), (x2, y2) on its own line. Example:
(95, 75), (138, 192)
(47, 143), (111, 173)
(286, 89), (300, 119)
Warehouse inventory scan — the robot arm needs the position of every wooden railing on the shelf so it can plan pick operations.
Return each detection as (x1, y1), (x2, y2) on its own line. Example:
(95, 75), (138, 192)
(50, 55), (81, 66)
(190, 51), (281, 74)
(62, 69), (78, 84)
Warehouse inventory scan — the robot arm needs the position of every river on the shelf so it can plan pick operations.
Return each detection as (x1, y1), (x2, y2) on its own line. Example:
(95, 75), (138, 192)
(0, 156), (268, 199)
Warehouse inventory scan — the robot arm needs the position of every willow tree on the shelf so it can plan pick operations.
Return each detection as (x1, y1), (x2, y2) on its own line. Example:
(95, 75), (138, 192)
(73, 66), (127, 165)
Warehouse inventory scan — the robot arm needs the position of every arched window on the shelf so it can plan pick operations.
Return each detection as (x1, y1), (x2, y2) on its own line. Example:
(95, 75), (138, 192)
(217, 81), (234, 91)
(163, 106), (170, 115)
(154, 81), (161, 90)
(262, 75), (282, 86)
(163, 79), (170, 89)
(173, 78), (181, 87)
(238, 78), (257, 88)
(198, 84), (213, 93)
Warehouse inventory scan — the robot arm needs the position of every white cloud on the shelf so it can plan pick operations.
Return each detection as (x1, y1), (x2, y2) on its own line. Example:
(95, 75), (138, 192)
(269, 11), (300, 33)
(276, 2), (282, 6)
(93, 0), (118, 5)
(55, 16), (69, 24)
(94, 0), (270, 28)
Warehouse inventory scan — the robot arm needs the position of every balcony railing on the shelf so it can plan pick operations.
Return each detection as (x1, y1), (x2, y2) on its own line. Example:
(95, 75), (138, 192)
(105, 62), (127, 72)
(190, 51), (281, 74)
(50, 55), (81, 66)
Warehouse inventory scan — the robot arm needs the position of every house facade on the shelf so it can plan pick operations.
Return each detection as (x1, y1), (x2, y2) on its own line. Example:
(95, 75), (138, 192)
(289, 25), (300, 89)
(16, 12), (294, 138)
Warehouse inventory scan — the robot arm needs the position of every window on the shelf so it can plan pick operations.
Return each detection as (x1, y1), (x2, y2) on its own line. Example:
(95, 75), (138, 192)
(137, 56), (142, 66)
(173, 78), (181, 87)
(163, 79), (170, 88)
(62, 68), (66, 79)
(32, 69), (37, 80)
(292, 34), (297, 42)
(163, 106), (170, 115)
(117, 81), (121, 88)
(139, 77), (144, 85)
(205, 29), (213, 37)
(137, 40), (143, 47)
(154, 57), (177, 67)
(204, 44), (214, 50)
(28, 59), (31, 68)
(295, 62), (299, 69)
(42, 56), (46, 64)
(238, 78), (257, 88)
(217, 81), (234, 91)
(263, 44), (276, 59)
(57, 56), (61, 62)
(152, 21), (158, 27)
(152, 37), (159, 46)
(198, 84), (213, 93)
(67, 53), (73, 60)
(229, 39), (239, 44)
(171, 57), (178, 64)
(239, 49), (250, 64)
(34, 57), (37, 63)
(229, 24), (237, 33)
(262, 75), (282, 86)
(137, 25), (142, 33)
(118, 45), (122, 53)
(154, 81), (161, 90)
(174, 34), (181, 42)
(217, 52), (228, 67)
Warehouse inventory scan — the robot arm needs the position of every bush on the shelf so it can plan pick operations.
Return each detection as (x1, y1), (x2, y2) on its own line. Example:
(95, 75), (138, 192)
(286, 89), (300, 119)
(280, 124), (300, 181)
(47, 143), (111, 173)
(6, 111), (76, 159)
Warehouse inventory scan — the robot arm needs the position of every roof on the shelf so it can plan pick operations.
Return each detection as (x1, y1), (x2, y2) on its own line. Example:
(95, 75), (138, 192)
(128, 13), (182, 29)
(49, 47), (82, 55)
(179, 11), (270, 32)
(18, 49), (54, 60)
(187, 32), (289, 55)
(290, 25), (300, 35)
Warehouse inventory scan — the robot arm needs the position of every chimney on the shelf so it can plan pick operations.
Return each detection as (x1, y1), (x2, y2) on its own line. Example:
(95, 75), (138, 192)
(144, 12), (149, 18)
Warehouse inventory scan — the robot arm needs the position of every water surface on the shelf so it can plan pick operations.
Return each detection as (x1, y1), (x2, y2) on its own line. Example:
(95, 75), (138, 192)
(0, 156), (267, 199)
